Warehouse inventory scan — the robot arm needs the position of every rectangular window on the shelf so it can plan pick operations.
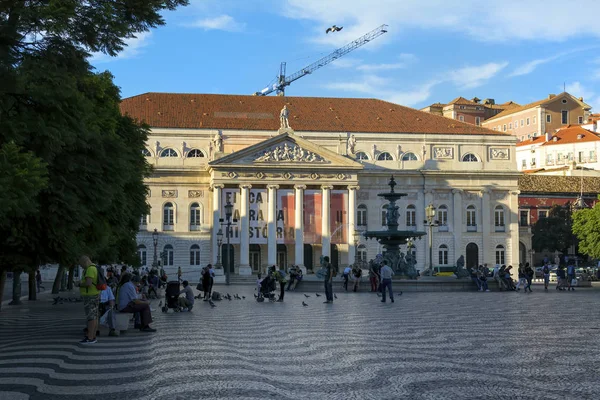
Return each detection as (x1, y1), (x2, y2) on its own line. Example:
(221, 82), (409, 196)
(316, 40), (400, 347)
(508, 122), (512, 129)
(520, 210), (529, 227)
(466, 208), (476, 227)
(531, 158), (536, 166)
(503, 124), (507, 132)
(533, 116), (537, 124)
(521, 119), (524, 127)
(591, 150), (597, 162)
(381, 209), (387, 226)
(459, 106), (465, 110)
(538, 210), (547, 219)
(406, 209), (416, 227)
(546, 114), (551, 123)
(138, 249), (147, 266)
(521, 159), (527, 168)
(561, 110), (568, 124)
(526, 117), (530, 126)
(546, 154), (553, 164)
(475, 116), (481, 126)
(438, 248), (448, 265)
(578, 116), (583, 124)
(496, 249), (505, 265)
(438, 209), (448, 226)
(459, 115), (465, 122)
(494, 209), (505, 227)
(140, 215), (147, 226)
(567, 152), (574, 161)
(579, 151), (585, 163)
(357, 209), (367, 226)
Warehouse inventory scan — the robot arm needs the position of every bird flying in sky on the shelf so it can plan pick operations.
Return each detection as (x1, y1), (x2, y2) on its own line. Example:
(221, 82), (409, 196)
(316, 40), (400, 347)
(326, 25), (343, 34)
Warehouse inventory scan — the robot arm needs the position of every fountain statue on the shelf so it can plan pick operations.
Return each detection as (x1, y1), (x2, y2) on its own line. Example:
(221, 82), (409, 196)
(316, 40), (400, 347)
(363, 176), (426, 279)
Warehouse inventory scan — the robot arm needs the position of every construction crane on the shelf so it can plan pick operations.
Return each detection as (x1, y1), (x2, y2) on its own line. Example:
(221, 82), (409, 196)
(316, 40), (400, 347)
(253, 24), (388, 96)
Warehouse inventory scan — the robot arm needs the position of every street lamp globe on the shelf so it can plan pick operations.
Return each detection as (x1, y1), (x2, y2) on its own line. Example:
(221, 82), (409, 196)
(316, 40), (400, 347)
(224, 201), (233, 220)
(217, 228), (223, 247)
(425, 204), (436, 220)
(152, 228), (158, 246)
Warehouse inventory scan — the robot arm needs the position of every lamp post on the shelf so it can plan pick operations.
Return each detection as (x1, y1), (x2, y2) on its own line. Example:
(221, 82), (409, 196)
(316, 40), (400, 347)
(424, 204), (438, 274)
(219, 200), (237, 285)
(152, 228), (159, 272)
(353, 230), (361, 266)
(216, 228), (223, 269)
(529, 248), (535, 266)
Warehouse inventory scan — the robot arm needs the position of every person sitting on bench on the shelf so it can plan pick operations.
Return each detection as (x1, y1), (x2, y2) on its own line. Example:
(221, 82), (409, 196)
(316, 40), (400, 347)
(116, 273), (157, 333)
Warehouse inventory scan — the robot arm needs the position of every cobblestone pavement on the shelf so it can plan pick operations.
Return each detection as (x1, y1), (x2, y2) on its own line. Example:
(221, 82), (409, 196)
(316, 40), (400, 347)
(1, 285), (599, 400)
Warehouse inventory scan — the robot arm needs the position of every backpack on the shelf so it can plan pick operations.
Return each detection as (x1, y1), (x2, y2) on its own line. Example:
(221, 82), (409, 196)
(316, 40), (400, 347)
(95, 265), (107, 291)
(543, 265), (549, 274)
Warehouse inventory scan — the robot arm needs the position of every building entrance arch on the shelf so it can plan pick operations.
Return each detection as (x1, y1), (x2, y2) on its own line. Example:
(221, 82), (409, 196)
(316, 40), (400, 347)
(466, 243), (479, 269)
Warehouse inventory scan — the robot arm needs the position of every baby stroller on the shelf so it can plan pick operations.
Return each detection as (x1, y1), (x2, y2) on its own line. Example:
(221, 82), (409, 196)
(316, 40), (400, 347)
(257, 274), (277, 302)
(162, 281), (182, 312)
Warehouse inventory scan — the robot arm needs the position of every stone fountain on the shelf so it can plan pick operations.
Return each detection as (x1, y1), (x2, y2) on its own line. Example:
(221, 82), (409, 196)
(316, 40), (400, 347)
(363, 176), (426, 279)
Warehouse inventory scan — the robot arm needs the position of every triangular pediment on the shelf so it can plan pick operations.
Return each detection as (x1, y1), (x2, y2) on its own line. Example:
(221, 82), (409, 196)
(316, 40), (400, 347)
(209, 132), (363, 169)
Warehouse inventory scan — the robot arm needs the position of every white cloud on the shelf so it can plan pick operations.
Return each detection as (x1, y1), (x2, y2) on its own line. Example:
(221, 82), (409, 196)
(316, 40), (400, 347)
(447, 62), (509, 89)
(188, 14), (245, 31)
(357, 53), (417, 71)
(509, 57), (554, 77)
(281, 0), (600, 43)
(330, 58), (363, 69)
(90, 31), (152, 64)
(564, 81), (599, 112)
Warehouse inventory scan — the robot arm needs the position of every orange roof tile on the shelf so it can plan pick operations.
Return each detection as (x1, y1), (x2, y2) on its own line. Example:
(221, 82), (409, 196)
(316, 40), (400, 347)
(516, 136), (545, 147)
(120, 93), (506, 135)
(542, 126), (600, 146)
(446, 96), (478, 106)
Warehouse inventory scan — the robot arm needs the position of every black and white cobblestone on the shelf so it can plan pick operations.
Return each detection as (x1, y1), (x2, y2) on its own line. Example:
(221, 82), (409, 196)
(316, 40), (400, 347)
(1, 286), (599, 399)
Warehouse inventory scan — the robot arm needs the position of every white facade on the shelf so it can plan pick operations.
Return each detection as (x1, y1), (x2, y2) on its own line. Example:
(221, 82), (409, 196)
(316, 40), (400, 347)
(137, 126), (520, 280)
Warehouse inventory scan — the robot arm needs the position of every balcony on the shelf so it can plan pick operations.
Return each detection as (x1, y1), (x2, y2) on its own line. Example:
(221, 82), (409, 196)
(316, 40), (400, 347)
(190, 224), (202, 231)
(467, 225), (477, 232)
(163, 224), (174, 231)
(438, 225), (449, 232)
(495, 225), (506, 232)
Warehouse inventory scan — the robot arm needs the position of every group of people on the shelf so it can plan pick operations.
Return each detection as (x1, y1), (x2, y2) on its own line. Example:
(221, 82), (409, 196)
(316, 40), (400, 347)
(342, 264), (363, 292)
(324, 257), (396, 303)
(78, 256), (158, 345)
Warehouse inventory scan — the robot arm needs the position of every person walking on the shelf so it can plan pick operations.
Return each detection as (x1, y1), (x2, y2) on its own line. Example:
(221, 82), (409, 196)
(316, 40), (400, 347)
(352, 265), (362, 292)
(524, 263), (534, 293)
(323, 256), (334, 303)
(273, 266), (287, 302)
(201, 265), (211, 301)
(470, 266), (481, 291)
(516, 263), (527, 291)
(177, 266), (182, 283)
(478, 264), (489, 292)
(542, 263), (550, 291)
(36, 270), (44, 293)
(380, 261), (395, 303)
(566, 263), (576, 291)
(369, 263), (378, 292)
(78, 256), (101, 344)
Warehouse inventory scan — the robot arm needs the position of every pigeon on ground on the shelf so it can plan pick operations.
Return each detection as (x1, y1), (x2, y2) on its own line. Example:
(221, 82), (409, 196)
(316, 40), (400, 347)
(208, 300), (216, 308)
(52, 297), (61, 305)
(158, 300), (163, 307)
(253, 294), (258, 298)
(334, 294), (337, 299)
(242, 296), (246, 299)
(398, 291), (403, 296)
(302, 301), (308, 307)
(304, 294), (310, 298)
(315, 293), (321, 297)
(326, 25), (343, 34)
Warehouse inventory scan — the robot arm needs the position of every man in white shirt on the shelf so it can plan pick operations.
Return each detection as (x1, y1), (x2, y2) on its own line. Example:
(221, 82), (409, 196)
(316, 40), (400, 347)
(342, 266), (351, 291)
(380, 261), (395, 303)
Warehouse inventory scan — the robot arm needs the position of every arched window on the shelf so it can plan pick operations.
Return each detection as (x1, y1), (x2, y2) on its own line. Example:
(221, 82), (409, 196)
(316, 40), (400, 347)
(190, 244), (201, 266)
(357, 204), (367, 226)
(137, 245), (147, 266)
(163, 202), (174, 230)
(142, 148), (152, 157)
(495, 245), (505, 265)
(466, 205), (476, 231)
(190, 202), (202, 230)
(187, 149), (204, 158)
(381, 204), (388, 226)
(377, 152), (393, 161)
(140, 214), (148, 226)
(462, 153), (478, 162)
(406, 205), (416, 227)
(437, 205), (448, 226)
(357, 244), (367, 262)
(438, 244), (449, 265)
(402, 152), (418, 161)
(160, 148), (178, 157)
(163, 244), (174, 266)
(355, 151), (369, 160)
(494, 205), (505, 231)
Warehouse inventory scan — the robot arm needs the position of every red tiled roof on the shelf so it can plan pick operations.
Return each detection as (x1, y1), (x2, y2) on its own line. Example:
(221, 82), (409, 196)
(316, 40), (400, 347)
(446, 96), (478, 106)
(484, 92), (591, 123)
(542, 126), (600, 146)
(120, 93), (506, 135)
(516, 136), (545, 147)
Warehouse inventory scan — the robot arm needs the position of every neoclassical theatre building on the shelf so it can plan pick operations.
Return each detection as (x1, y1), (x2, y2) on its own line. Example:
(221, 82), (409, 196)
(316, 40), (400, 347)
(120, 94), (521, 279)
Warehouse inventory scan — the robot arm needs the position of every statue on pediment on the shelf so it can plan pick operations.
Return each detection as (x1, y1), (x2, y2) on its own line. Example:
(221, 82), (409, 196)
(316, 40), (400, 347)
(280, 105), (290, 129)
(213, 131), (223, 152)
(347, 134), (356, 154)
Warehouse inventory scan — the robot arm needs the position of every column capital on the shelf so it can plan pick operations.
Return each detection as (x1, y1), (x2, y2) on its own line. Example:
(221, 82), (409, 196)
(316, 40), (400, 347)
(321, 185), (334, 190)
(210, 183), (224, 191)
(452, 189), (463, 195)
(239, 184), (252, 190)
(424, 189), (433, 195)
(267, 184), (280, 190)
(348, 185), (360, 191)
(480, 188), (491, 196)
(294, 184), (307, 190)
(511, 190), (521, 196)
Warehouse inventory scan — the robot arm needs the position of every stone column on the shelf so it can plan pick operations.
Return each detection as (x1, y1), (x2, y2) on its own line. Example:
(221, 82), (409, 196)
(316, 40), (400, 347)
(294, 185), (306, 274)
(211, 184), (224, 269)
(481, 189), (491, 265)
(321, 185), (333, 258)
(239, 184), (252, 275)
(424, 189), (434, 269)
(452, 189), (463, 263)
(347, 185), (359, 265)
(416, 190), (426, 270)
(509, 190), (520, 279)
(267, 184), (279, 266)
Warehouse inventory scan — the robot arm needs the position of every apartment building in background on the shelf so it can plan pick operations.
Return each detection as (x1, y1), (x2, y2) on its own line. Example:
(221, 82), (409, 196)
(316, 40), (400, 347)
(421, 97), (520, 126)
(482, 92), (592, 141)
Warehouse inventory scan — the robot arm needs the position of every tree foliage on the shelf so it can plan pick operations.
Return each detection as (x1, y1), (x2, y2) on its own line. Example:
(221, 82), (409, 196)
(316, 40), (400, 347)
(573, 198), (600, 259)
(0, 1), (188, 298)
(531, 204), (576, 255)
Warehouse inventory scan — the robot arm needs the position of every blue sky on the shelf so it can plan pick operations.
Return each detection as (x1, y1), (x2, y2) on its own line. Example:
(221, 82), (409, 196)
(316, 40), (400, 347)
(91, 0), (600, 111)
